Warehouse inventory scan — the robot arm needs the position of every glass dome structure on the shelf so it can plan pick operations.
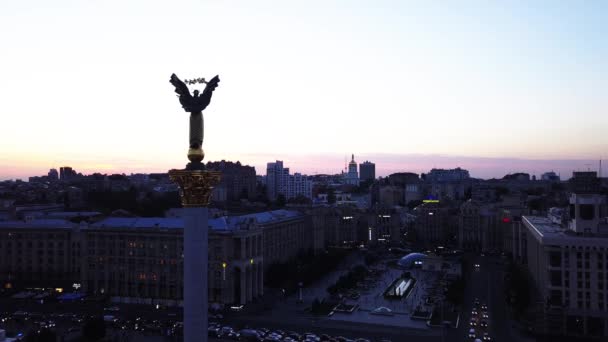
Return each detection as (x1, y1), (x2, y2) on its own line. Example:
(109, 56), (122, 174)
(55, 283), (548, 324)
(397, 252), (427, 268)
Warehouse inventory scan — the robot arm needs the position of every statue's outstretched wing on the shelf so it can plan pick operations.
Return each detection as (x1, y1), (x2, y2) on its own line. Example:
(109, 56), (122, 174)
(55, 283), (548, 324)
(203, 75), (220, 94)
(170, 73), (193, 110)
(199, 75), (220, 108)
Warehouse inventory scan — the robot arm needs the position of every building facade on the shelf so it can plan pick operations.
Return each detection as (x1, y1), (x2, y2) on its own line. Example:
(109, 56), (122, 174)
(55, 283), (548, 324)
(424, 168), (470, 183)
(286, 173), (312, 200)
(310, 206), (359, 247)
(0, 209), (317, 307)
(366, 208), (401, 244)
(266, 161), (289, 201)
(413, 202), (449, 246)
(206, 160), (257, 202)
(359, 161), (375, 182)
(266, 161), (313, 200)
(0, 219), (82, 291)
(521, 172), (608, 338)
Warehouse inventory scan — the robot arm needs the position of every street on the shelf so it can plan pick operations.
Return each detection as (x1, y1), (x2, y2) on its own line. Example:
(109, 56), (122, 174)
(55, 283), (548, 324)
(446, 254), (531, 342)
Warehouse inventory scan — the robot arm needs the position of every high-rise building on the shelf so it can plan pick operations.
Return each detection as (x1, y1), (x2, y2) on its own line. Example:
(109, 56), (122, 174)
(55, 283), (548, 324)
(541, 171), (560, 182)
(359, 161), (376, 182)
(47, 168), (59, 181)
(344, 154), (359, 186)
(266, 161), (312, 200)
(266, 161), (289, 201)
(59, 166), (77, 181)
(206, 160), (257, 202)
(425, 167), (470, 182)
(286, 173), (312, 200)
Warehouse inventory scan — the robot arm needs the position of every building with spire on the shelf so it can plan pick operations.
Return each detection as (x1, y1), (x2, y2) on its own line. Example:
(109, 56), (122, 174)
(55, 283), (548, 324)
(344, 154), (360, 186)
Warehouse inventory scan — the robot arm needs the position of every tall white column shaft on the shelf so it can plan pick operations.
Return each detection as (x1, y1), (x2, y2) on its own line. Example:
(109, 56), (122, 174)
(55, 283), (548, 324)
(183, 207), (208, 342)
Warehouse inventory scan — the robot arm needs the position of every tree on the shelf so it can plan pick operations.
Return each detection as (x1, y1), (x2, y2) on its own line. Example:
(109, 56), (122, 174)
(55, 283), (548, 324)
(287, 194), (312, 205)
(445, 277), (465, 306)
(527, 197), (544, 212)
(83, 316), (106, 341)
(464, 186), (472, 200)
(25, 329), (57, 342)
(276, 194), (286, 207)
(407, 200), (422, 210)
(364, 252), (378, 266)
(505, 262), (531, 315)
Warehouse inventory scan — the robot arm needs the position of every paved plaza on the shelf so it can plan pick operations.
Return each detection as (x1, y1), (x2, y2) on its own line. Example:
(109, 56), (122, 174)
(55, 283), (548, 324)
(292, 254), (444, 330)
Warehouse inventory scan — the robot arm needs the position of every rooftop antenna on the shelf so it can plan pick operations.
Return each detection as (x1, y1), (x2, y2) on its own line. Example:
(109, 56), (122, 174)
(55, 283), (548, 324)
(600, 159), (602, 178)
(585, 163), (591, 172)
(344, 155), (347, 173)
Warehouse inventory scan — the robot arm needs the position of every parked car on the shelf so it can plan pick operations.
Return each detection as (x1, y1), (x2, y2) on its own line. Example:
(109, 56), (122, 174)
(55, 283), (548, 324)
(220, 326), (240, 340)
(240, 329), (263, 342)
(208, 325), (220, 338)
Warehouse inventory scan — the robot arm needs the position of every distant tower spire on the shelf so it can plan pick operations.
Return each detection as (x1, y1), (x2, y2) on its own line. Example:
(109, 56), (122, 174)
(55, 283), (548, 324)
(600, 159), (603, 178)
(352, 153), (354, 162)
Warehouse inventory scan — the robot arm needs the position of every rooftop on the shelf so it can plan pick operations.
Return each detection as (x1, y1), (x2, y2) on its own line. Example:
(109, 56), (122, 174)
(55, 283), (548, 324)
(231, 209), (303, 225)
(90, 209), (303, 231)
(0, 219), (76, 229)
(523, 215), (608, 246)
(0, 209), (304, 232)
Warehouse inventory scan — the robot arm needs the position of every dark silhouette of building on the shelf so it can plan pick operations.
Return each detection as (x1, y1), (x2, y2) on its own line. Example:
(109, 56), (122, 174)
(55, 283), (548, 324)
(59, 167), (77, 181)
(47, 168), (59, 181)
(423, 168), (470, 182)
(206, 160), (256, 202)
(359, 161), (376, 181)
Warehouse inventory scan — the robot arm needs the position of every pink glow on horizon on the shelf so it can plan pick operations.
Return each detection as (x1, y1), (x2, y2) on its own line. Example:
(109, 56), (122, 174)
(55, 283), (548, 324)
(1, 153), (603, 181)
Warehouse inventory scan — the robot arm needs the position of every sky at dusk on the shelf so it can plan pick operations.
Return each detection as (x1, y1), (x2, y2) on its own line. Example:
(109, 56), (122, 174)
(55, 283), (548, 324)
(1, 1), (607, 180)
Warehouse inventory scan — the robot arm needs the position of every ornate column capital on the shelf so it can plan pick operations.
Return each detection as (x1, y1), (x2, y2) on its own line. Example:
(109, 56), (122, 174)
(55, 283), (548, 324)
(168, 169), (221, 207)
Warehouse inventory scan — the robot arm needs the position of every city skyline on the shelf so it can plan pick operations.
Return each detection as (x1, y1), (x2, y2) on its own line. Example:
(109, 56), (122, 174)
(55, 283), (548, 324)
(1, 1), (607, 181)
(2, 152), (606, 181)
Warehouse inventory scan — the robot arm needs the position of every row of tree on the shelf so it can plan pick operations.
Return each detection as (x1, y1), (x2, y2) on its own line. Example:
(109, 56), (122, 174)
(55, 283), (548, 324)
(265, 248), (349, 293)
(326, 265), (368, 295)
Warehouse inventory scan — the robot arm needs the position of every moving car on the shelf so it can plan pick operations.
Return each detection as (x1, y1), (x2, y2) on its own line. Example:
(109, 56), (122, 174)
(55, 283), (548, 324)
(468, 328), (476, 339)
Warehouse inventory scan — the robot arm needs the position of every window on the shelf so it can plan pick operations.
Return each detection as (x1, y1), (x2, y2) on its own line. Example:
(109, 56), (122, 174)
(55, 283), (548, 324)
(570, 204), (576, 219)
(550, 271), (562, 286)
(580, 205), (594, 220)
(549, 251), (562, 267)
